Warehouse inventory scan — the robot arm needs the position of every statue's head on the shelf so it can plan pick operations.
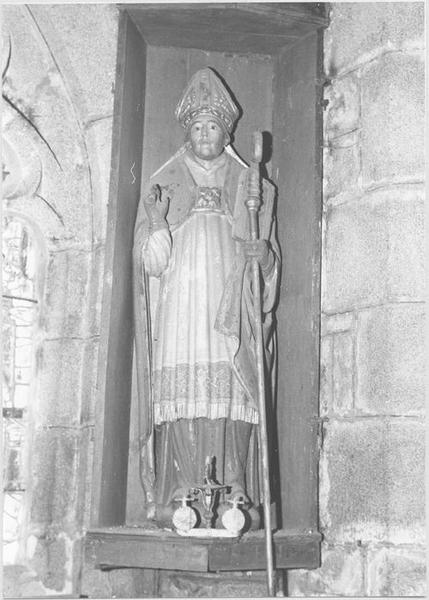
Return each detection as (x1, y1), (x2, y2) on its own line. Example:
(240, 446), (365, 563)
(175, 68), (239, 160)
(187, 115), (226, 160)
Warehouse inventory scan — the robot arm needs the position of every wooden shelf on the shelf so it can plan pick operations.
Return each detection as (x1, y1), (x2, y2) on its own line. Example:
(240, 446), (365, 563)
(124, 3), (328, 55)
(86, 527), (321, 572)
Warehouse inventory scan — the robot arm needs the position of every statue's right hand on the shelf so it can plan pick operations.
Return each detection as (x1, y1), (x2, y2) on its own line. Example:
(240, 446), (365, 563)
(143, 184), (160, 208)
(143, 184), (169, 230)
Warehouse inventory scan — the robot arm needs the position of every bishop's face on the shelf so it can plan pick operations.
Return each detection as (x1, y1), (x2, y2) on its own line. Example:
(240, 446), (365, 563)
(189, 115), (226, 161)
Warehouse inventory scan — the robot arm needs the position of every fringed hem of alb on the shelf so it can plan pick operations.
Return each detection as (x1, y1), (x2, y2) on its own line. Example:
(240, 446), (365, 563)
(154, 401), (259, 425)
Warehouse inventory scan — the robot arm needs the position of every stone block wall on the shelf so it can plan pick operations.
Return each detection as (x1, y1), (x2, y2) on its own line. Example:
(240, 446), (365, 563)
(2, 5), (118, 596)
(288, 3), (425, 596)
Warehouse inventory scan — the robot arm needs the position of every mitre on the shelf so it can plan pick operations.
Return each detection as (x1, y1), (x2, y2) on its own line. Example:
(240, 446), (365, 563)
(175, 68), (239, 134)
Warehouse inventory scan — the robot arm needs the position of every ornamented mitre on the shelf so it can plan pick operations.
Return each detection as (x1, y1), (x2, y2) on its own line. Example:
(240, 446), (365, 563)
(175, 68), (239, 133)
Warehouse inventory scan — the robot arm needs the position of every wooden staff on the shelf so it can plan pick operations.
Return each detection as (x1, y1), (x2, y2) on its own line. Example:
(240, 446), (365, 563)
(246, 131), (275, 596)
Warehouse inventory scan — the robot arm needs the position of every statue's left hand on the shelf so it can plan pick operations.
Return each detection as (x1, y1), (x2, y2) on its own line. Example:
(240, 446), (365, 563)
(242, 239), (271, 271)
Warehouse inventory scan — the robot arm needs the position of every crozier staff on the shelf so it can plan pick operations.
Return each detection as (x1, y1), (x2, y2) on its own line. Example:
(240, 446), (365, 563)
(133, 68), (280, 529)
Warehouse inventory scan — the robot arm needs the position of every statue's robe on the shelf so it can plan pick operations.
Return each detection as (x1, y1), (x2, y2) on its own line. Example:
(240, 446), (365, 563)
(133, 145), (279, 524)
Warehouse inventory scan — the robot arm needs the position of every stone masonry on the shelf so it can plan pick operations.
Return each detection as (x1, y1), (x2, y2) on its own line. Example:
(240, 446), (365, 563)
(2, 5), (119, 596)
(288, 3), (425, 596)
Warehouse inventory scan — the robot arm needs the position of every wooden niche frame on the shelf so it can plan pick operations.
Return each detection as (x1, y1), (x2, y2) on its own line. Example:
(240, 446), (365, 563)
(88, 3), (328, 574)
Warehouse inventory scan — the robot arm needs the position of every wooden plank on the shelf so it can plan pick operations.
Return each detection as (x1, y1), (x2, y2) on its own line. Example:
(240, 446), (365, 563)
(208, 532), (321, 571)
(125, 3), (328, 35)
(136, 30), (296, 56)
(140, 46), (189, 185)
(125, 3), (328, 55)
(86, 529), (321, 572)
(275, 534), (321, 570)
(272, 32), (323, 531)
(91, 13), (146, 527)
(93, 537), (209, 572)
(234, 3), (328, 24)
(125, 361), (146, 524)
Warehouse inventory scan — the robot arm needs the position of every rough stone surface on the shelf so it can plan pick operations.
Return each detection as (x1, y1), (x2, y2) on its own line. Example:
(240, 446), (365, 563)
(323, 197), (387, 311)
(2, 5), (93, 249)
(325, 74), (360, 139)
(44, 246), (105, 340)
(80, 562), (112, 599)
(356, 304), (425, 415)
(84, 118), (113, 244)
(109, 569), (159, 598)
(80, 339), (100, 426)
(35, 339), (86, 426)
(319, 328), (356, 418)
(73, 428), (93, 530)
(2, 119), (42, 200)
(361, 53), (425, 185)
(324, 131), (361, 199)
(29, 5), (118, 123)
(80, 539), (113, 598)
(323, 187), (425, 312)
(288, 544), (365, 596)
(82, 433), (95, 528)
(43, 250), (91, 339)
(30, 428), (80, 530)
(383, 188), (425, 300)
(322, 419), (425, 545)
(45, 245), (105, 342)
(366, 545), (426, 596)
(158, 571), (268, 598)
(2, 6), (57, 111)
(332, 332), (354, 415)
(2, 5), (113, 598)
(87, 244), (106, 338)
(322, 311), (354, 335)
(3, 565), (49, 598)
(30, 535), (68, 592)
(325, 2), (425, 74)
(108, 569), (141, 598)
(319, 335), (332, 416)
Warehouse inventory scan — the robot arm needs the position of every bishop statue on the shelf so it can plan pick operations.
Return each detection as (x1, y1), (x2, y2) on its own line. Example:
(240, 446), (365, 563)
(133, 68), (280, 530)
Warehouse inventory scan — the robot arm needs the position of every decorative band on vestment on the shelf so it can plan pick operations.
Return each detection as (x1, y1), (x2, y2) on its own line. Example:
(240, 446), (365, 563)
(154, 401), (259, 425)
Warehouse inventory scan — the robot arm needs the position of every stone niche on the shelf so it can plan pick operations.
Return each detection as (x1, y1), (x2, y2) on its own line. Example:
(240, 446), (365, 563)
(86, 2), (327, 581)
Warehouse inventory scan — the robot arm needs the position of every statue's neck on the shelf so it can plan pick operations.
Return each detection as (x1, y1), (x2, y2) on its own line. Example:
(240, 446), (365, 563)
(189, 151), (227, 171)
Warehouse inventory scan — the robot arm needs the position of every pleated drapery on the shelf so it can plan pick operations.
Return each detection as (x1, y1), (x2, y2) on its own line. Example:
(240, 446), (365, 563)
(152, 208), (257, 425)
